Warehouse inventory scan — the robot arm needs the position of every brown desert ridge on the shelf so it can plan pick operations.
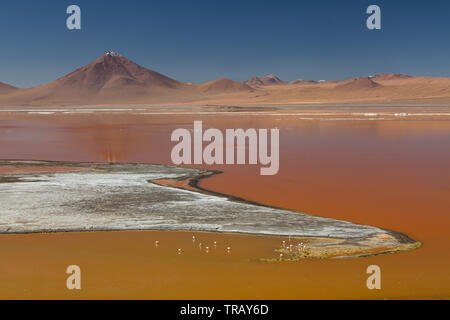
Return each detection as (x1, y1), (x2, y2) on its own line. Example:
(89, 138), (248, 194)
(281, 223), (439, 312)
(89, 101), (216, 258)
(2, 51), (450, 106)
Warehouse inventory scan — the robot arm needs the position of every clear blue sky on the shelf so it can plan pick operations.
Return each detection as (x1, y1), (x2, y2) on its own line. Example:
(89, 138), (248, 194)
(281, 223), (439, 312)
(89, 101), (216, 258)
(1, 0), (449, 87)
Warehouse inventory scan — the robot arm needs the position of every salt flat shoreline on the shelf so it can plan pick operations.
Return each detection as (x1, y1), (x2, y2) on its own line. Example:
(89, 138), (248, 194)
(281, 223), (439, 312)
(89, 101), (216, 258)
(1, 105), (450, 122)
(0, 160), (420, 259)
(2, 104), (450, 110)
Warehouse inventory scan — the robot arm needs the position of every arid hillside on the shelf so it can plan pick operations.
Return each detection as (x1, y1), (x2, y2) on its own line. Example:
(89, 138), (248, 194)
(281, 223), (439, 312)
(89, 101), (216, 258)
(2, 54), (450, 106)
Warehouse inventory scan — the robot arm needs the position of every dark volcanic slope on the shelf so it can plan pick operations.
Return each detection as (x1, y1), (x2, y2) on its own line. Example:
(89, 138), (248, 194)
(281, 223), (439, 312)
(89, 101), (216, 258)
(245, 74), (284, 87)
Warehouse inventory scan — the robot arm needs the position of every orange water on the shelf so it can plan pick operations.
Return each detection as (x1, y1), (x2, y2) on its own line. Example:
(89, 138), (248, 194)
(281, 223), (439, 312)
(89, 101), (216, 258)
(0, 112), (449, 299)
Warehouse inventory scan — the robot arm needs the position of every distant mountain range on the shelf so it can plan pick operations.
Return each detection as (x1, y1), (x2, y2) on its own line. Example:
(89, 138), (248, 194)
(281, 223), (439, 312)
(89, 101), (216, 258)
(1, 53), (450, 106)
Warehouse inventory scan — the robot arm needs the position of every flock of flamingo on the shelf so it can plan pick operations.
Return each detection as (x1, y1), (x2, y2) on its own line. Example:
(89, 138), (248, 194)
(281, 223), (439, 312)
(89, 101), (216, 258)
(152, 235), (309, 260)
(153, 236), (232, 256)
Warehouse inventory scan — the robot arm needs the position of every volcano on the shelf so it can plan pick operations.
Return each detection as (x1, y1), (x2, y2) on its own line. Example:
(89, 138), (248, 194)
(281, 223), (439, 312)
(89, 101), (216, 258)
(0, 52), (198, 106)
(53, 52), (183, 92)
